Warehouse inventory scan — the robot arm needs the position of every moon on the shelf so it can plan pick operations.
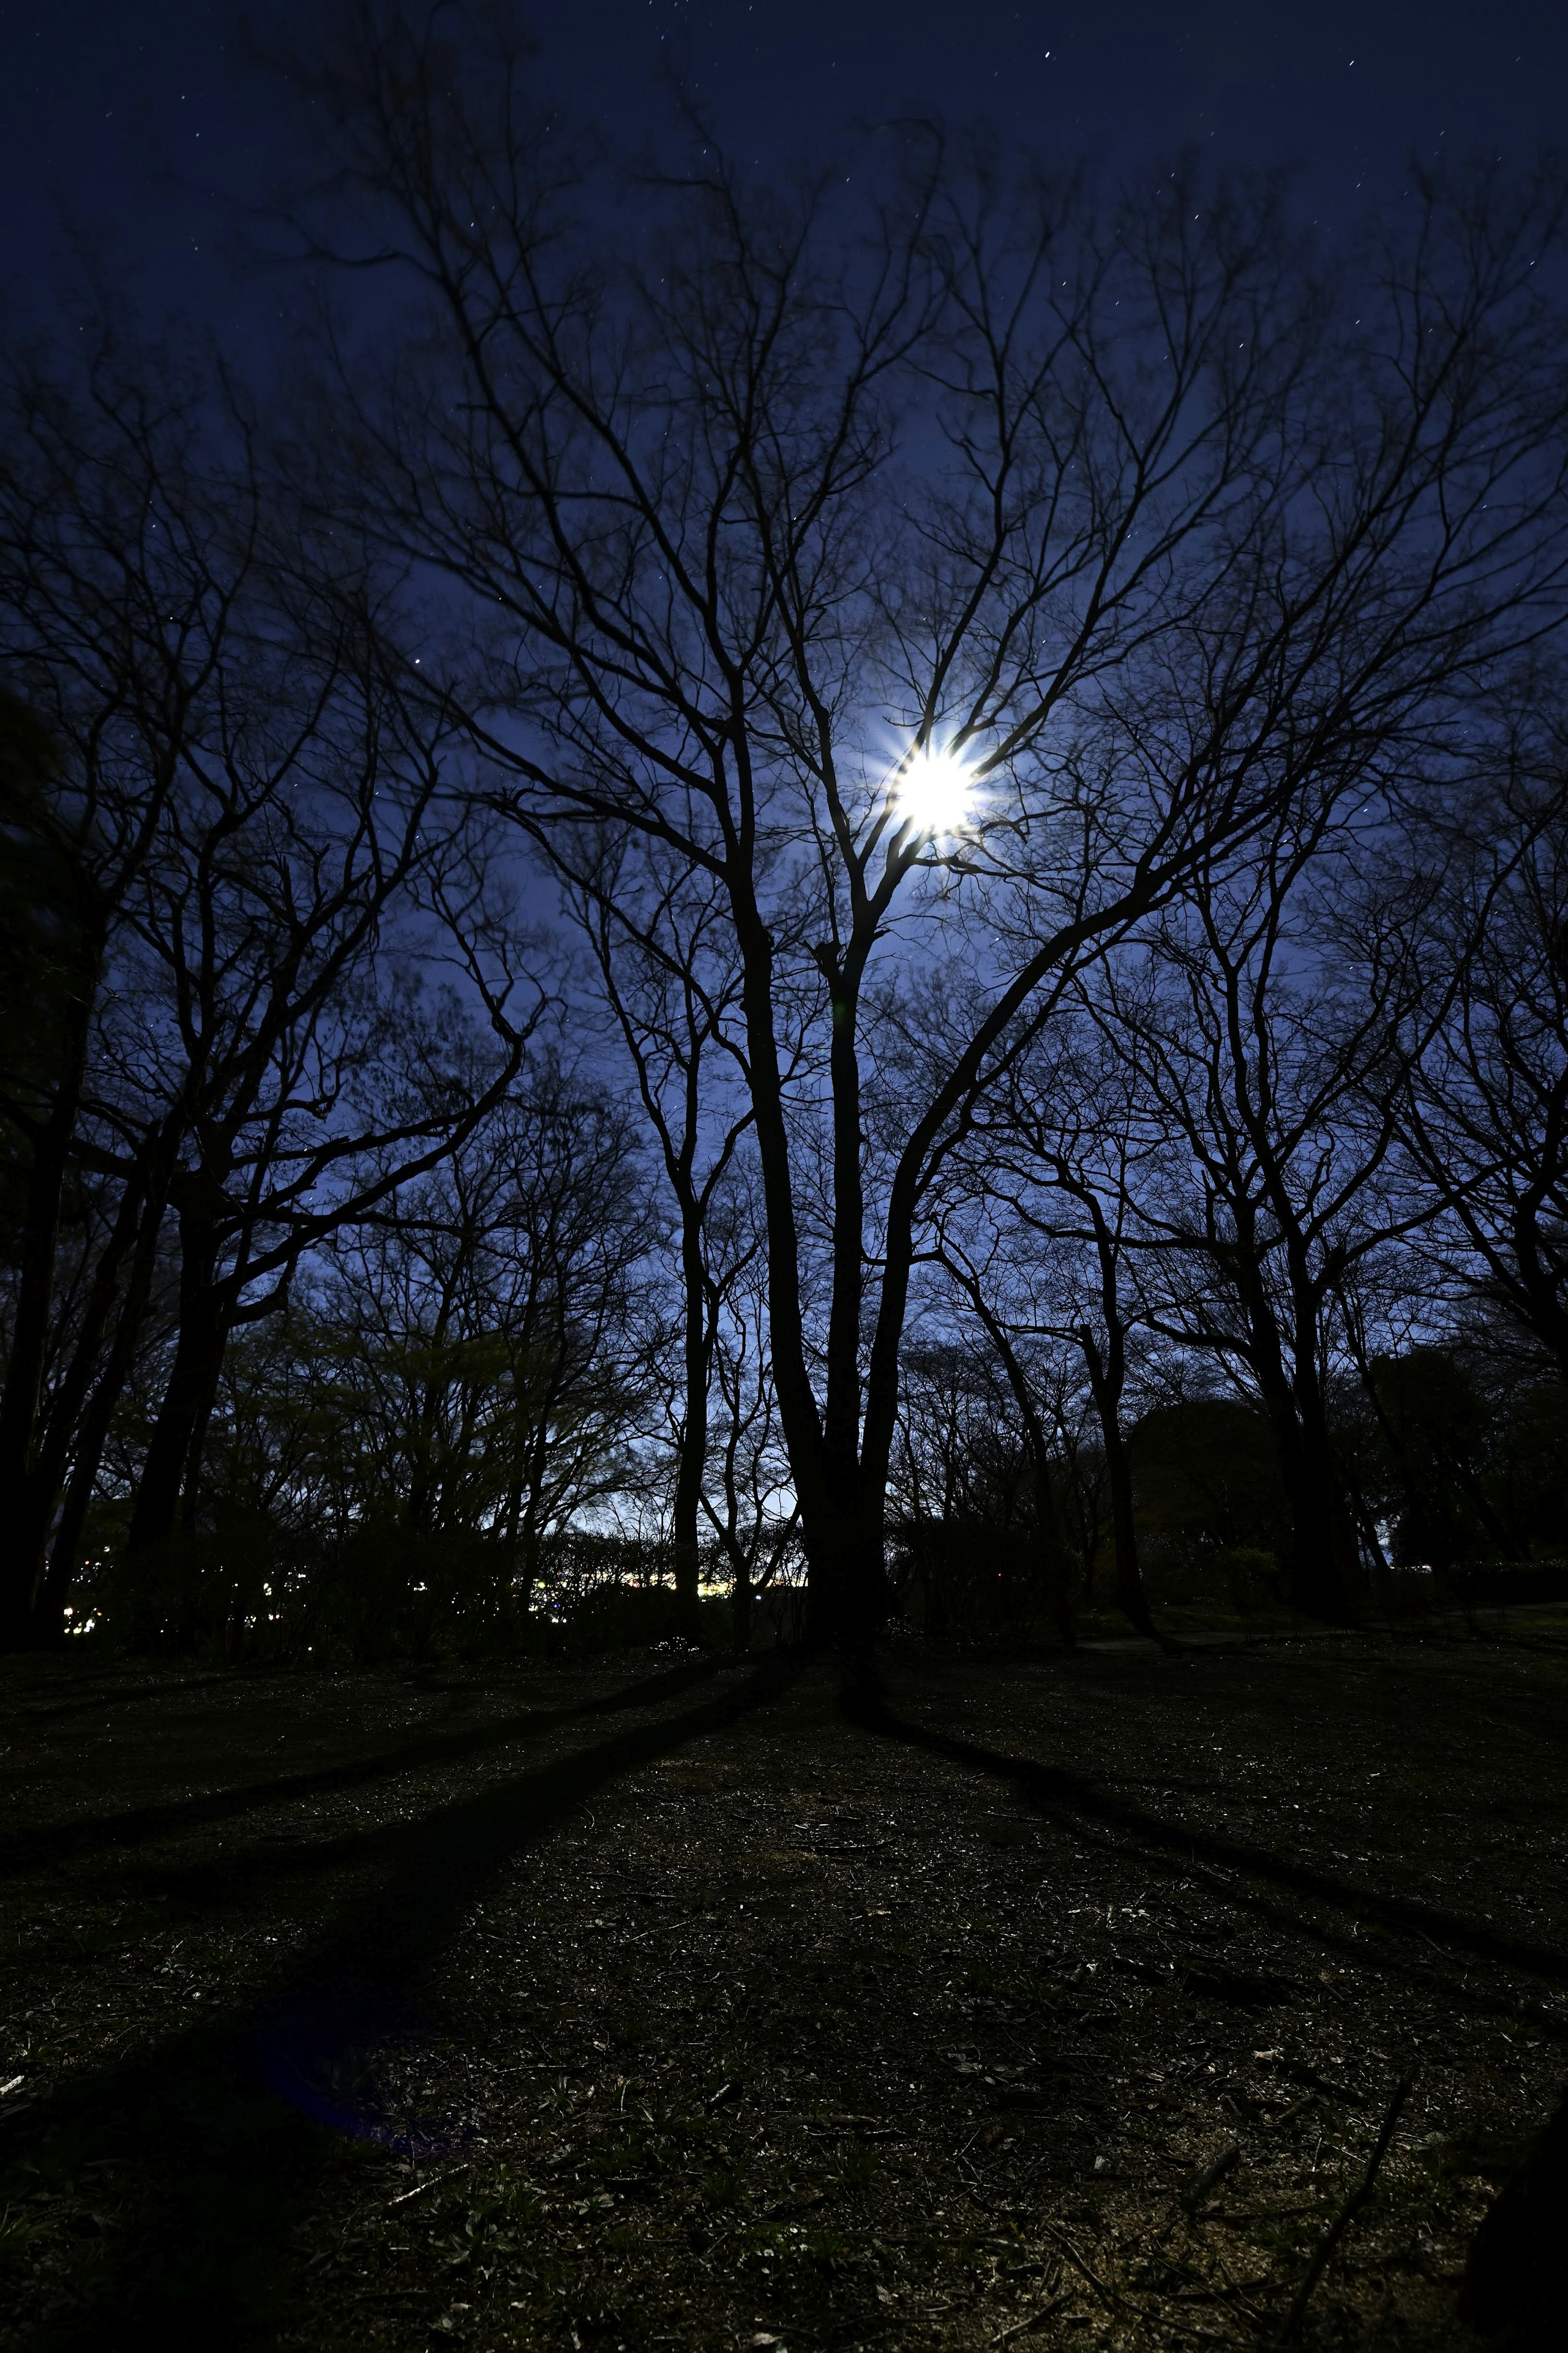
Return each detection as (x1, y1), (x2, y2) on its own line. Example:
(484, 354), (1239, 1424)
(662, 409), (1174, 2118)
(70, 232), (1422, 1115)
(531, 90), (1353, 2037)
(895, 744), (974, 839)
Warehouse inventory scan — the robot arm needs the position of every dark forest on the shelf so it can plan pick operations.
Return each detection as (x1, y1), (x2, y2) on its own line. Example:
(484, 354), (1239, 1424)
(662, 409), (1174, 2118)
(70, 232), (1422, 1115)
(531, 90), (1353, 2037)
(2, 7), (1567, 2351)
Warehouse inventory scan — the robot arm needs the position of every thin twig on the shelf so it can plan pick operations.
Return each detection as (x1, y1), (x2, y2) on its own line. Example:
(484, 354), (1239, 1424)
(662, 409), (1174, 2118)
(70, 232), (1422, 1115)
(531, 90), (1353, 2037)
(1180, 2137), (1241, 2211)
(1271, 2076), (1412, 2346)
(1042, 2222), (1125, 2313)
(383, 2162), (470, 2210)
(993, 2291), (1071, 2342)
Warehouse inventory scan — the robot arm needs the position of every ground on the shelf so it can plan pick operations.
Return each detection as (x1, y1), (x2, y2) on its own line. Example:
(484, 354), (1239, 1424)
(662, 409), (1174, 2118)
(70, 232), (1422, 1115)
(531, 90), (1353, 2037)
(1, 1615), (1565, 2351)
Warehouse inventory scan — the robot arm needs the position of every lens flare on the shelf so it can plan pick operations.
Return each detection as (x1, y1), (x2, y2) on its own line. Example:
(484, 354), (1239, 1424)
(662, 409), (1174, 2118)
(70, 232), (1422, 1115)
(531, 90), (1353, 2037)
(895, 743), (974, 839)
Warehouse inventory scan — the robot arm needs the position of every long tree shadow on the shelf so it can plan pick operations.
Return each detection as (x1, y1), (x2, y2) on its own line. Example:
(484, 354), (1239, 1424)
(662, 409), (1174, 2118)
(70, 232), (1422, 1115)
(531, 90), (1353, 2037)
(4, 1651), (800, 2351)
(0, 1652), (728, 1878)
(9, 1670), (247, 1725)
(848, 1686), (1568, 1992)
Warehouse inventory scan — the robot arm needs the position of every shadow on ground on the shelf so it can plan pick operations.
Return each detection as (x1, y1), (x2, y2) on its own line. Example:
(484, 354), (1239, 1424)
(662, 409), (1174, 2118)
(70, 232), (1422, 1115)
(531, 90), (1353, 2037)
(848, 1683), (1568, 1997)
(2, 1652), (799, 2351)
(0, 1653), (731, 1878)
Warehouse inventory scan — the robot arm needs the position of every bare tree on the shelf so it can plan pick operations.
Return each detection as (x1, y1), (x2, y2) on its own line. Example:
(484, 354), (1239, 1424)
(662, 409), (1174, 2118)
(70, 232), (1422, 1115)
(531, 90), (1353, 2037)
(697, 1186), (800, 1649)
(1091, 787), (1438, 1619)
(1394, 755), (1568, 1376)
(917, 1236), (1083, 1643)
(113, 594), (535, 1563)
(932, 1016), (1158, 1639)
(0, 326), (533, 1644)
(308, 1039), (654, 1622)
(0, 331), (276, 1640)
(567, 837), (760, 1636)
(274, 12), (1568, 1653)
(888, 1323), (1099, 1636)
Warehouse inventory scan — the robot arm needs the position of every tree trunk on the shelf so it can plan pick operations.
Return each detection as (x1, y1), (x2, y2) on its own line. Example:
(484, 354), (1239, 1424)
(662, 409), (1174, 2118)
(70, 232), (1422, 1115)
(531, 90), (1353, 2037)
(1453, 1456), (1519, 1557)
(671, 1213), (711, 1639)
(0, 972), (96, 1646)
(733, 903), (834, 1581)
(1079, 1324), (1153, 1638)
(729, 1560), (754, 1653)
(804, 1501), (888, 1669)
(514, 1482), (546, 1649)
(126, 1215), (226, 1558)
(1232, 1243), (1355, 1623)
(946, 1269), (1078, 1647)
(810, 954), (882, 1665)
(180, 1374), (222, 1534)
(1349, 1347), (1440, 1577)
(31, 1180), (170, 1643)
(1027, 1443), (1076, 1647)
(3, 1166), (149, 1638)
(1276, 1392), (1359, 1623)
(1104, 1417), (1149, 1634)
(1280, 1245), (1360, 1622)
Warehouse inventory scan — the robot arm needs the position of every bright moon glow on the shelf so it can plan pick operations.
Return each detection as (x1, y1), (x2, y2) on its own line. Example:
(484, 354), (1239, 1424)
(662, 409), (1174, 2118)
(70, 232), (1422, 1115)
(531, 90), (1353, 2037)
(895, 745), (974, 837)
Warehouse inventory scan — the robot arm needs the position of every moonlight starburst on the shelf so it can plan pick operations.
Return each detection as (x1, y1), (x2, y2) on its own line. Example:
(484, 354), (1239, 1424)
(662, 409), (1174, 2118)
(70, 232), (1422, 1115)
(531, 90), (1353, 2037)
(894, 743), (976, 839)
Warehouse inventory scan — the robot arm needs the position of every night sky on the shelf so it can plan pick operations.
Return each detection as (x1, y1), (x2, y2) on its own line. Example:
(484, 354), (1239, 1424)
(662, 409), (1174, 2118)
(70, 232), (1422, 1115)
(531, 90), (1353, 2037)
(4, 0), (1567, 341)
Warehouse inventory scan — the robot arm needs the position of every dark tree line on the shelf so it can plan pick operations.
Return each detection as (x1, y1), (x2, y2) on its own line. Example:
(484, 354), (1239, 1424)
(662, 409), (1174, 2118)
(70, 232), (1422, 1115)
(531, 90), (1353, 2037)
(0, 327), (533, 1645)
(2, 3), (1566, 1656)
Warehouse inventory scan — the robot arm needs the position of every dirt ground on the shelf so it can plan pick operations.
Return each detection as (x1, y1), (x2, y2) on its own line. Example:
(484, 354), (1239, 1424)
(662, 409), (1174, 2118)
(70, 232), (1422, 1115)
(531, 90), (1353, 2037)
(1, 1616), (1566, 2353)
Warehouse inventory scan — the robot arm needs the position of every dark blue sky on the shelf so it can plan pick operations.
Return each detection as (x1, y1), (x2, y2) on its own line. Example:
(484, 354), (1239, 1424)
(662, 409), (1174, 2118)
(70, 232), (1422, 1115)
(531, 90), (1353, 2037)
(4, 0), (1566, 335)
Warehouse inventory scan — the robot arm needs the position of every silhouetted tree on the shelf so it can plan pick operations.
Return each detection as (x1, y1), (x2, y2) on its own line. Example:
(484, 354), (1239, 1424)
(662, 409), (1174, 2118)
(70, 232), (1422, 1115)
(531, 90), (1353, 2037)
(0, 330), (531, 1644)
(1396, 756), (1568, 1376)
(567, 839), (760, 1637)
(280, 8), (1568, 1647)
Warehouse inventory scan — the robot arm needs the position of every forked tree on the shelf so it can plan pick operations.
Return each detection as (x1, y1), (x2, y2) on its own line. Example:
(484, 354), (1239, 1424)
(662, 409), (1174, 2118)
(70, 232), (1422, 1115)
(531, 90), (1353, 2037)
(1394, 756), (1568, 1376)
(287, 4), (1568, 1648)
(0, 330), (533, 1645)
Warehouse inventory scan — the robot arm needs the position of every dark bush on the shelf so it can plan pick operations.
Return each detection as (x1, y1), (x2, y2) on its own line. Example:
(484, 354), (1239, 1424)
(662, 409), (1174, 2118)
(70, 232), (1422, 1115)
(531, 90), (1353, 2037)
(91, 1517), (522, 1664)
(564, 1580), (688, 1651)
(1451, 1559), (1568, 1606)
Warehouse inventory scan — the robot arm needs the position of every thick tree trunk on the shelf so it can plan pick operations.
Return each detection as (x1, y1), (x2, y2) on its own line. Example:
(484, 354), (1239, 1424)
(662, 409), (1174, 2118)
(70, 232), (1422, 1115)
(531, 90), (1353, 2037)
(733, 906), (832, 1551)
(1233, 1243), (1355, 1624)
(0, 977), (96, 1646)
(1280, 1247), (1360, 1622)
(804, 1501), (889, 1667)
(1274, 1393), (1359, 1623)
(179, 1376), (222, 1534)
(1026, 1444), (1076, 1646)
(31, 1181), (169, 1643)
(805, 956), (885, 1668)
(9, 1169), (149, 1601)
(729, 1561), (754, 1652)
(126, 1217), (226, 1558)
